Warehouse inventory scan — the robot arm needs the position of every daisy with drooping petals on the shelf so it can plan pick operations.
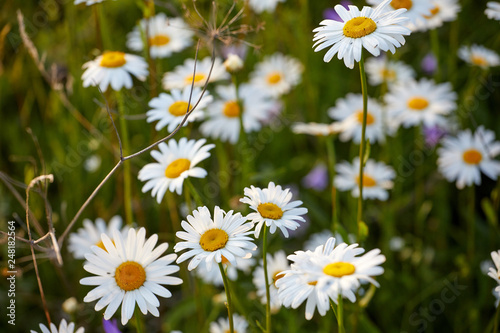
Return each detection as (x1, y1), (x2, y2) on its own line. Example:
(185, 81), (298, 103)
(416, 0), (461, 31)
(174, 206), (256, 271)
(365, 56), (415, 87)
(291, 122), (339, 136)
(31, 319), (84, 333)
(437, 126), (500, 189)
(80, 228), (183, 325)
(253, 251), (290, 312)
(249, 53), (303, 98)
(385, 78), (457, 128)
(313, 0), (411, 69)
(138, 138), (214, 201)
(458, 44), (500, 69)
(200, 84), (276, 144)
(277, 237), (385, 319)
(328, 93), (390, 144)
(334, 158), (396, 200)
(367, 0), (434, 31)
(248, 0), (285, 14)
(146, 87), (213, 132)
(486, 2), (500, 20)
(162, 57), (229, 90)
(127, 13), (193, 59)
(82, 51), (148, 91)
(240, 182), (308, 238)
(68, 216), (129, 260)
(209, 314), (248, 333)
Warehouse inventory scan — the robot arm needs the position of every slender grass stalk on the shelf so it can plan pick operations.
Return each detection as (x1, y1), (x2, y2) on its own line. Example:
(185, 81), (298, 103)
(92, 5), (103, 50)
(218, 262), (234, 333)
(356, 53), (369, 240)
(184, 181), (193, 213)
(115, 90), (134, 226)
(97, 3), (112, 50)
(135, 308), (144, 333)
(186, 178), (204, 207)
(262, 225), (272, 333)
(467, 185), (475, 260)
(493, 302), (500, 333)
(337, 295), (345, 333)
(325, 137), (338, 232)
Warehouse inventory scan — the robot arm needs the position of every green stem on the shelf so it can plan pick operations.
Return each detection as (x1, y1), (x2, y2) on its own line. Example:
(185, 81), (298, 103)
(325, 138), (338, 233)
(356, 53), (369, 240)
(430, 29), (441, 81)
(184, 182), (193, 213)
(337, 295), (345, 333)
(116, 90), (134, 226)
(493, 302), (500, 333)
(232, 74), (249, 190)
(262, 225), (272, 333)
(97, 3), (112, 50)
(135, 308), (144, 333)
(218, 262), (234, 333)
(186, 179), (203, 207)
(467, 185), (475, 261)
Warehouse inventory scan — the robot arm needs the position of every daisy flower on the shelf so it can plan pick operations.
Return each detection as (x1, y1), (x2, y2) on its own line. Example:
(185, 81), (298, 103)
(365, 56), (415, 86)
(334, 158), (396, 200)
(127, 14), (193, 59)
(194, 252), (255, 286)
(31, 319), (84, 333)
(313, 0), (411, 69)
(162, 57), (229, 90)
(249, 53), (303, 98)
(291, 122), (339, 136)
(488, 250), (500, 285)
(328, 93), (390, 144)
(277, 237), (385, 319)
(74, 0), (109, 5)
(417, 0), (461, 31)
(437, 126), (500, 189)
(458, 44), (500, 69)
(248, 0), (285, 13)
(253, 251), (290, 312)
(385, 78), (457, 128)
(209, 314), (248, 333)
(68, 216), (129, 260)
(304, 230), (343, 251)
(138, 138), (214, 201)
(146, 87), (213, 132)
(174, 206), (256, 271)
(367, 0), (434, 31)
(80, 228), (183, 325)
(200, 84), (276, 144)
(82, 51), (148, 91)
(486, 2), (500, 20)
(240, 182), (308, 238)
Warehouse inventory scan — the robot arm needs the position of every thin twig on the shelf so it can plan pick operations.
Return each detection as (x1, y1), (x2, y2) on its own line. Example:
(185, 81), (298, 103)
(0, 231), (49, 252)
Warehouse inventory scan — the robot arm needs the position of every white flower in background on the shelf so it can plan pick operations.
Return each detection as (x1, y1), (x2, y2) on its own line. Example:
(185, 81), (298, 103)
(240, 182), (308, 238)
(174, 206), (256, 271)
(84, 155), (102, 173)
(291, 122), (339, 136)
(328, 93), (390, 144)
(138, 138), (214, 201)
(163, 57), (229, 90)
(437, 126), (500, 189)
(249, 53), (303, 98)
(194, 252), (255, 286)
(385, 79), (457, 128)
(367, 0), (434, 31)
(253, 251), (290, 311)
(31, 319), (84, 333)
(146, 87), (212, 132)
(304, 230), (350, 251)
(486, 2), (500, 20)
(68, 216), (129, 260)
(74, 0), (110, 5)
(248, 0), (286, 13)
(458, 44), (500, 69)
(365, 57), (415, 87)
(313, 0), (411, 69)
(334, 158), (396, 200)
(224, 54), (244, 73)
(488, 250), (500, 307)
(127, 14), (193, 59)
(417, 0), (461, 31)
(200, 84), (276, 144)
(209, 314), (248, 333)
(82, 51), (148, 91)
(80, 228), (183, 325)
(277, 237), (386, 319)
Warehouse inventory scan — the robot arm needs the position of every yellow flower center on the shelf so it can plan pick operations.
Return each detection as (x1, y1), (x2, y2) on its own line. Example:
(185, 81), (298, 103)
(272, 271), (285, 287)
(199, 229), (229, 252)
(164, 158), (191, 178)
(408, 97), (429, 111)
(356, 174), (377, 187)
(391, 0), (413, 10)
(100, 51), (127, 68)
(95, 239), (115, 252)
(223, 101), (241, 118)
(257, 203), (284, 220)
(343, 17), (377, 39)
(356, 111), (375, 125)
(471, 56), (488, 67)
(115, 261), (146, 291)
(381, 69), (396, 80)
(267, 72), (282, 85)
(462, 149), (482, 165)
(168, 101), (191, 117)
(425, 6), (440, 18)
(149, 34), (170, 46)
(185, 73), (206, 84)
(323, 262), (356, 278)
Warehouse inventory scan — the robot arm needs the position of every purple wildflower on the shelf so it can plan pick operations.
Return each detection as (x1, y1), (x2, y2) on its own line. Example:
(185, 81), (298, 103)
(323, 1), (352, 22)
(302, 164), (329, 191)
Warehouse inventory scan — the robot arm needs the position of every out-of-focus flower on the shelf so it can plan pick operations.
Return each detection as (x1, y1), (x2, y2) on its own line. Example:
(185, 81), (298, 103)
(162, 57), (229, 90)
(62, 297), (78, 314)
(84, 155), (101, 173)
(421, 53), (438, 75)
(31, 319), (84, 333)
(102, 319), (121, 333)
(209, 314), (248, 333)
(248, 0), (286, 14)
(486, 2), (500, 20)
(367, 0), (434, 31)
(253, 251), (289, 312)
(417, 0), (461, 31)
(423, 125), (447, 148)
(291, 122), (338, 136)
(458, 44), (500, 69)
(224, 54), (244, 73)
(302, 164), (329, 191)
(365, 57), (415, 87)
(389, 236), (405, 251)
